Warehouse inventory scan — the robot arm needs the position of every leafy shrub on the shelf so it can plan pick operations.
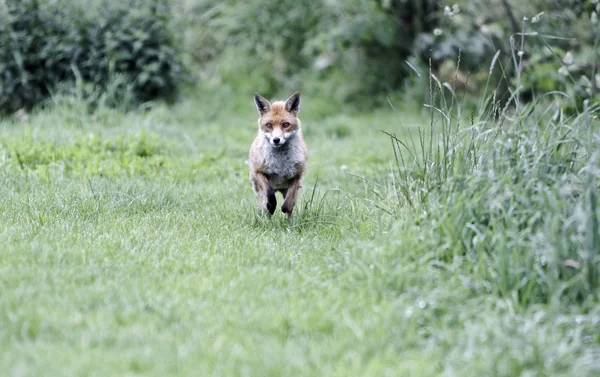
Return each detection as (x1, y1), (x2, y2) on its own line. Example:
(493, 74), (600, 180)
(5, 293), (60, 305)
(412, 0), (600, 111)
(412, 2), (500, 72)
(310, 0), (440, 102)
(517, 0), (600, 112)
(0, 0), (183, 114)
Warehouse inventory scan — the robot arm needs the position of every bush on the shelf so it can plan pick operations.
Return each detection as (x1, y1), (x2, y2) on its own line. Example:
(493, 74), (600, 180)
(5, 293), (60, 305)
(412, 0), (600, 112)
(319, 0), (440, 101)
(0, 0), (183, 114)
(517, 0), (600, 112)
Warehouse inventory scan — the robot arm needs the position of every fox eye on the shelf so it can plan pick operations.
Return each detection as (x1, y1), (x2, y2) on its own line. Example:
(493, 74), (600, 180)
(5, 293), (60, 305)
(282, 122), (290, 128)
(265, 123), (272, 129)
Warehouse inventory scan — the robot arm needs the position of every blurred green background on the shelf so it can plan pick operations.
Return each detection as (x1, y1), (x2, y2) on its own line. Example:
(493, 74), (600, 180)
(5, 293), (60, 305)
(1, 0), (598, 114)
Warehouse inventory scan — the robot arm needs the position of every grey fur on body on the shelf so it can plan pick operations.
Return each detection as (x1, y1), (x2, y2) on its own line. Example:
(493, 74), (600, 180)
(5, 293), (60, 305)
(249, 131), (305, 191)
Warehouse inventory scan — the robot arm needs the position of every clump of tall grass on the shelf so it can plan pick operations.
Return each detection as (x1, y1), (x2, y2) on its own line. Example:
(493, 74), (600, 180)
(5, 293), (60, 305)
(383, 31), (599, 306)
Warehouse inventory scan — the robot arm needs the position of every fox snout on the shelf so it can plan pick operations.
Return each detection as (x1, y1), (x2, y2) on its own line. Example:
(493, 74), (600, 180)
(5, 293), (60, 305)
(266, 130), (288, 147)
(271, 136), (282, 146)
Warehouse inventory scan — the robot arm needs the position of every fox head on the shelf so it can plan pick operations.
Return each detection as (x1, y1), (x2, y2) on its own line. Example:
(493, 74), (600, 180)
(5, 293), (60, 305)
(254, 92), (301, 148)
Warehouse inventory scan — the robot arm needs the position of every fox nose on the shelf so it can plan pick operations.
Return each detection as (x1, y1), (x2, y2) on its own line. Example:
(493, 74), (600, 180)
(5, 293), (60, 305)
(272, 137), (280, 145)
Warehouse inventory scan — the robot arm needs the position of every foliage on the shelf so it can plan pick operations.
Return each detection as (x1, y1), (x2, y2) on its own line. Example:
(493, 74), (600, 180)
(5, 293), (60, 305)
(179, 0), (599, 109)
(311, 0), (440, 102)
(183, 0), (439, 102)
(379, 56), (600, 305)
(0, 0), (183, 114)
(412, 0), (600, 112)
(412, 2), (500, 72)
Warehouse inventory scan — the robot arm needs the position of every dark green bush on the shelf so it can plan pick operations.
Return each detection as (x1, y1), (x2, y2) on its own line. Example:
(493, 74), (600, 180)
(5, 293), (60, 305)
(0, 0), (183, 114)
(412, 3), (499, 72)
(321, 0), (440, 100)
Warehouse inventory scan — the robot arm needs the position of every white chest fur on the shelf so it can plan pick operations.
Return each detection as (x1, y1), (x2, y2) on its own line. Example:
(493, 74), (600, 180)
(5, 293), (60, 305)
(256, 137), (305, 189)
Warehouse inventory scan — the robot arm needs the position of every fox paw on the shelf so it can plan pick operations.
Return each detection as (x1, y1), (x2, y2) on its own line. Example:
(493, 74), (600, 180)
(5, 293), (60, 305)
(266, 187), (277, 215)
(281, 202), (294, 219)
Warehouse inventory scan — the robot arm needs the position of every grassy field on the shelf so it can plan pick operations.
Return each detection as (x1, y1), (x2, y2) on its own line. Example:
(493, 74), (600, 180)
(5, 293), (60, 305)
(0, 89), (599, 376)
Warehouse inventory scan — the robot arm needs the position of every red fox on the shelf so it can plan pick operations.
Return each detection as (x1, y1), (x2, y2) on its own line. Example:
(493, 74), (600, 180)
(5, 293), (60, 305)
(249, 92), (307, 218)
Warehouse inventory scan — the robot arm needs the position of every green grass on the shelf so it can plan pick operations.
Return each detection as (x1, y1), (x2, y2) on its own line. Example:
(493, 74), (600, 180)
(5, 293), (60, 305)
(0, 89), (599, 376)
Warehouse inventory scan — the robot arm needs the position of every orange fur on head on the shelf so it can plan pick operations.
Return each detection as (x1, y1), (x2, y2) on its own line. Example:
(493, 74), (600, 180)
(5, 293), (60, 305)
(258, 102), (299, 135)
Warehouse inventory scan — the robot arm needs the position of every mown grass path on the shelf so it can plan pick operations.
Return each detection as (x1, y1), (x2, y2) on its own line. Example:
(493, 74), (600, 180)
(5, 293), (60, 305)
(1, 99), (598, 376)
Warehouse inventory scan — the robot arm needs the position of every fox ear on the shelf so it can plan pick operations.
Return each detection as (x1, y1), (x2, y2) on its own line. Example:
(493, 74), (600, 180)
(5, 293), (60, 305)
(284, 92), (300, 115)
(254, 92), (271, 116)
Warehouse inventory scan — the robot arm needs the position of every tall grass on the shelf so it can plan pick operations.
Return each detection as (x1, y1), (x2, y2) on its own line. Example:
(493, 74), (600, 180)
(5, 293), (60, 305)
(382, 34), (600, 306)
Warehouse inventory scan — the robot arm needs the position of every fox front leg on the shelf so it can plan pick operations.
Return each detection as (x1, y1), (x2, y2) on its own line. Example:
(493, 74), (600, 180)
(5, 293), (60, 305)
(252, 171), (277, 216)
(281, 178), (301, 219)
